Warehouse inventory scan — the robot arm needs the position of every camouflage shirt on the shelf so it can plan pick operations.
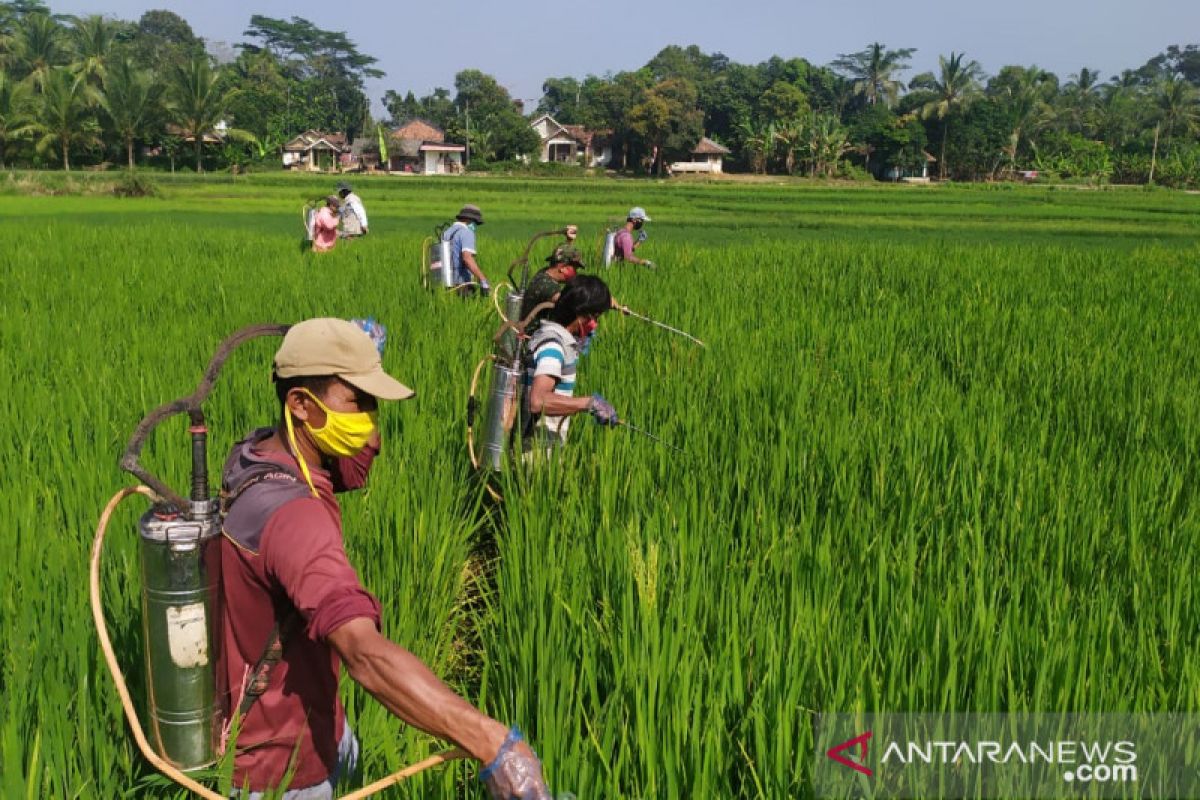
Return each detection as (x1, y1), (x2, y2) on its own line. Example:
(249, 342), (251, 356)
(519, 269), (564, 327)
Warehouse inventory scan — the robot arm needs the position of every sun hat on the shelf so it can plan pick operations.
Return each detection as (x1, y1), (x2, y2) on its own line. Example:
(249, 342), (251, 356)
(325, 195), (341, 206)
(275, 318), (414, 401)
(628, 207), (651, 222)
(336, 181), (352, 193)
(457, 204), (484, 224)
(547, 244), (585, 267)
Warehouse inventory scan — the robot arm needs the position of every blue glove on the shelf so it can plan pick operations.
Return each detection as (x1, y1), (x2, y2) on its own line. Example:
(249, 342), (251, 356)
(351, 317), (386, 356)
(636, 229), (648, 243)
(479, 279), (492, 296)
(589, 394), (619, 426)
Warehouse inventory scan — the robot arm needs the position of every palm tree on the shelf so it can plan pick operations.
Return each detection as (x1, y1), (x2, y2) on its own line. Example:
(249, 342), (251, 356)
(32, 66), (100, 170)
(100, 58), (161, 169)
(0, 70), (36, 167)
(832, 42), (916, 108)
(996, 66), (1056, 178)
(9, 12), (68, 90)
(1149, 75), (1200, 183)
(1098, 73), (1147, 151)
(1063, 67), (1102, 136)
(166, 55), (240, 172)
(70, 15), (121, 86)
(911, 52), (984, 179)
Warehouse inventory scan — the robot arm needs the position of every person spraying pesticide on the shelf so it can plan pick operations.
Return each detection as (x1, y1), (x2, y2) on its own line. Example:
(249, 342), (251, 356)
(217, 319), (550, 797)
(521, 276), (621, 455)
(90, 318), (553, 800)
(442, 203), (492, 295)
(611, 207), (654, 268)
(336, 181), (368, 238)
(311, 196), (341, 253)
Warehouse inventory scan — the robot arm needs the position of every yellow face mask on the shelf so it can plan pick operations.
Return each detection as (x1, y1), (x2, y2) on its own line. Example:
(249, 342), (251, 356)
(284, 388), (378, 496)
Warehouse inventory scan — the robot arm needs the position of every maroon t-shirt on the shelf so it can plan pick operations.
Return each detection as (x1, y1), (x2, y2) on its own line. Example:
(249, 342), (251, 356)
(217, 430), (382, 792)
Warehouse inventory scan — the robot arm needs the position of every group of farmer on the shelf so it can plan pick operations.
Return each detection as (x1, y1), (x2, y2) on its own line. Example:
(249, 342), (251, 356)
(211, 192), (658, 799)
(308, 182), (369, 252)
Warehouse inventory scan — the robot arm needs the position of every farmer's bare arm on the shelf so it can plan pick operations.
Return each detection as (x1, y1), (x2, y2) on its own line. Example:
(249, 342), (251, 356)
(462, 251), (488, 284)
(528, 375), (592, 416)
(328, 618), (514, 763)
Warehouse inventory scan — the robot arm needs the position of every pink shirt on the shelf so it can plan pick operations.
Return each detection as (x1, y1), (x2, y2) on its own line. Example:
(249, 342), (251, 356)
(614, 228), (636, 261)
(312, 207), (338, 252)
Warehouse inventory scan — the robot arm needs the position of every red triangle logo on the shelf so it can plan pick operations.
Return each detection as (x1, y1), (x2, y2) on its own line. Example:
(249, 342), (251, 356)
(826, 731), (873, 777)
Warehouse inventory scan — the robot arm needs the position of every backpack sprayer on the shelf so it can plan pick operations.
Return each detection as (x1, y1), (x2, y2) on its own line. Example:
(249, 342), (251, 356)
(598, 217), (622, 268)
(466, 227), (573, 484)
(420, 220), (458, 291)
(302, 203), (317, 242)
(90, 323), (463, 799)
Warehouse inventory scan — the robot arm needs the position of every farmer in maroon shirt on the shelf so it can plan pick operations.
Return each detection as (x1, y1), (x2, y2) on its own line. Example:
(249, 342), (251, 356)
(217, 317), (549, 798)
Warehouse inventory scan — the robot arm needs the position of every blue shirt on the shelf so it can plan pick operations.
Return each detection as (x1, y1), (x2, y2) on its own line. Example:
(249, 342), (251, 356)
(442, 222), (477, 284)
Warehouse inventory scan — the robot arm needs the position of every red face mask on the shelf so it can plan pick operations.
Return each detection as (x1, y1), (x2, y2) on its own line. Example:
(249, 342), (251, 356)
(558, 265), (578, 281)
(581, 317), (598, 337)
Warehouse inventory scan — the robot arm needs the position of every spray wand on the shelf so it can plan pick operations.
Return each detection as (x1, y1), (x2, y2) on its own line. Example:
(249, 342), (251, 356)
(619, 306), (706, 348)
(618, 420), (684, 454)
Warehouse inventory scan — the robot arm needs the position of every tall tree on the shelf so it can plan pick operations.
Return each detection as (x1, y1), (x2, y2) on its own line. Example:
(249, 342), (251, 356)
(452, 69), (537, 161)
(166, 54), (237, 172)
(32, 65), (99, 169)
(629, 77), (703, 175)
(100, 56), (161, 168)
(382, 89), (422, 126)
(1097, 73), (1146, 151)
(69, 14), (123, 85)
(1062, 67), (1102, 135)
(1148, 74), (1199, 182)
(989, 65), (1057, 177)
(131, 9), (201, 69)
(8, 11), (66, 88)
(831, 42), (916, 107)
(240, 15), (382, 140)
(911, 52), (985, 178)
(537, 76), (582, 122)
(0, 68), (34, 166)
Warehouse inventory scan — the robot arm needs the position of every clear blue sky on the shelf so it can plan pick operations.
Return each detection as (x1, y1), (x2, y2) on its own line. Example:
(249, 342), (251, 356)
(50, 0), (1200, 116)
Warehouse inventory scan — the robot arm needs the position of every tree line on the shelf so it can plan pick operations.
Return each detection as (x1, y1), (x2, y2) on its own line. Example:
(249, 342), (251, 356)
(2, 0), (1198, 185)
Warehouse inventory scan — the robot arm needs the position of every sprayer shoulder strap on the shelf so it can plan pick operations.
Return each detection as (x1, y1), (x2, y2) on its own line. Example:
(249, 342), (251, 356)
(220, 465), (310, 554)
(238, 610), (301, 719)
(220, 463), (310, 721)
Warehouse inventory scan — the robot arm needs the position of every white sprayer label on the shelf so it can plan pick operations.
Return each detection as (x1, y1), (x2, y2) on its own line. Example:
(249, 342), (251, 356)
(166, 603), (208, 668)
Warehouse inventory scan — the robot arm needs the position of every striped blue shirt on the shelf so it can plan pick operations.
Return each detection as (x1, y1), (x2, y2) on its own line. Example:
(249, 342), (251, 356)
(523, 322), (579, 442)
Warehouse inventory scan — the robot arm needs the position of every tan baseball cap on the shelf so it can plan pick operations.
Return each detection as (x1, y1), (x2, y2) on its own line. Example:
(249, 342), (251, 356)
(275, 318), (415, 401)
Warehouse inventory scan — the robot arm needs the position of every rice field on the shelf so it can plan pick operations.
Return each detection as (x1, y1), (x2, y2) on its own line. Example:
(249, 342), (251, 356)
(1, 173), (1198, 798)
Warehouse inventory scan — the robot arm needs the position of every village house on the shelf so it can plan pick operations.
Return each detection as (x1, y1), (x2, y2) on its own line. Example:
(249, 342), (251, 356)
(282, 130), (347, 172)
(529, 114), (612, 167)
(385, 119), (466, 174)
(670, 136), (731, 174)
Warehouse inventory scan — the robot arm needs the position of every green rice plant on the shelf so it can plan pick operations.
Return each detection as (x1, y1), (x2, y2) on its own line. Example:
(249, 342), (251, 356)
(0, 176), (1196, 798)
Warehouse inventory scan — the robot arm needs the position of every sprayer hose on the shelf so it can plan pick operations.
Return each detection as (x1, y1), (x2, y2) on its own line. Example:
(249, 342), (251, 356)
(493, 282), (513, 321)
(420, 236), (433, 289)
(466, 358), (504, 503)
(90, 487), (466, 799)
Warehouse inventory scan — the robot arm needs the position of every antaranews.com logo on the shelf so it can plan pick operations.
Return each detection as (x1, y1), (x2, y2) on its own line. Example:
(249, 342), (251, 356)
(814, 714), (1198, 799)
